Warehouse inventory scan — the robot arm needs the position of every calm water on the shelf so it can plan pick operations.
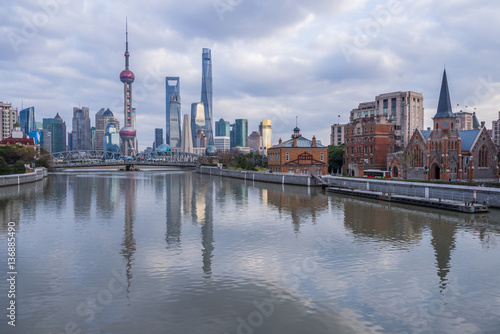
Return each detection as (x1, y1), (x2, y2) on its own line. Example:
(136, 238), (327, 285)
(1, 170), (500, 334)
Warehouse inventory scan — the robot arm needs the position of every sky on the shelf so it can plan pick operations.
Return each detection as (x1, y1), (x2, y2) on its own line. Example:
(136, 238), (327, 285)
(1, 0), (500, 151)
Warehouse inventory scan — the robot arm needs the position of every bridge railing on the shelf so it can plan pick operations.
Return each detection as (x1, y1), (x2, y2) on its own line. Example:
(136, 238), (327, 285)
(45, 150), (200, 167)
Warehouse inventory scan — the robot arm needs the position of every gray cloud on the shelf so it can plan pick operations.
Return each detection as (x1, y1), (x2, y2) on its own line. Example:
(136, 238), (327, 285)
(1, 0), (499, 149)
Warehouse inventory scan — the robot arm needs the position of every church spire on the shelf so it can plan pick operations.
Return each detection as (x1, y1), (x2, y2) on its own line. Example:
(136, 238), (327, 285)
(434, 69), (455, 119)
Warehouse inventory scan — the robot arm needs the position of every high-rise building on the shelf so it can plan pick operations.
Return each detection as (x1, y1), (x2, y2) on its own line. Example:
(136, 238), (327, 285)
(194, 129), (208, 148)
(40, 129), (52, 153)
(191, 102), (205, 146)
(154, 128), (163, 151)
(259, 120), (272, 151)
(330, 123), (346, 146)
(349, 91), (424, 148)
(95, 108), (120, 151)
(119, 21), (137, 156)
(215, 118), (230, 137)
(0, 102), (18, 140)
(248, 131), (262, 152)
(72, 107), (91, 150)
(68, 132), (73, 151)
(167, 89), (182, 148)
(91, 126), (96, 149)
(104, 123), (120, 152)
(233, 119), (248, 148)
(43, 113), (67, 153)
(19, 106), (36, 137)
(214, 136), (230, 152)
(165, 77), (180, 145)
(492, 111), (500, 149)
(201, 48), (214, 145)
(181, 114), (193, 153)
(454, 110), (473, 130)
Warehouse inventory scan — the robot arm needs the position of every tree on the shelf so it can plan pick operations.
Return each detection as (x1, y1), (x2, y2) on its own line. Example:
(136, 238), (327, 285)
(328, 144), (344, 174)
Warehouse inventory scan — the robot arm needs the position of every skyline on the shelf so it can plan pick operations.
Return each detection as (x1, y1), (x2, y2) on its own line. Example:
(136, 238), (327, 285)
(2, 0), (500, 151)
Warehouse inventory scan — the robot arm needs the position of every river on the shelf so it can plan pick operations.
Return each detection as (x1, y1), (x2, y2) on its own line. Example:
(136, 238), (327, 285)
(0, 170), (499, 333)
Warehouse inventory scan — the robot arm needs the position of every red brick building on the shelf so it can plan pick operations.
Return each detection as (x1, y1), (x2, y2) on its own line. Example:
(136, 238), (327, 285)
(390, 70), (499, 181)
(343, 115), (395, 176)
(267, 127), (328, 175)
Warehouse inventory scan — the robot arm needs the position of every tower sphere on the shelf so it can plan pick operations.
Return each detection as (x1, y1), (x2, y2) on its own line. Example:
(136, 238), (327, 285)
(119, 126), (136, 140)
(120, 70), (135, 84)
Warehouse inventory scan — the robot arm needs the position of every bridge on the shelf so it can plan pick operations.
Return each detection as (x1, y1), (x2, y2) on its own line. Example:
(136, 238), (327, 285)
(47, 150), (200, 169)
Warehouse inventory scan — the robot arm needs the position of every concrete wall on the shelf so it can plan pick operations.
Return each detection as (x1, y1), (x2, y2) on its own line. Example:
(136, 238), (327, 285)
(196, 166), (321, 186)
(0, 168), (48, 187)
(323, 175), (500, 208)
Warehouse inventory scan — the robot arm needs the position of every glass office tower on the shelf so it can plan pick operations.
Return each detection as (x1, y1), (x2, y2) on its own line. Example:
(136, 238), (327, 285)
(234, 119), (248, 147)
(19, 106), (36, 137)
(168, 90), (182, 148)
(215, 118), (230, 137)
(165, 77), (180, 146)
(201, 48), (214, 145)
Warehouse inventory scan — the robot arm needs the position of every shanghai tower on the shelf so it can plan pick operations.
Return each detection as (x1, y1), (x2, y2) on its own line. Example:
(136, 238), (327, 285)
(201, 48), (214, 146)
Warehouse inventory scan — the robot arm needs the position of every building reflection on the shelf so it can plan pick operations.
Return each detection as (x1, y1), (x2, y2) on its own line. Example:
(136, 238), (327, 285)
(95, 174), (120, 217)
(120, 174), (137, 294)
(200, 176), (214, 278)
(340, 196), (496, 292)
(343, 197), (424, 245)
(71, 174), (93, 223)
(166, 173), (182, 248)
(264, 183), (328, 232)
(428, 214), (457, 292)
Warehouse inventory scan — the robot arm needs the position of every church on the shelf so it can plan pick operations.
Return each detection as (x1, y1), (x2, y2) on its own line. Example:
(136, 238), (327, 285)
(390, 70), (499, 181)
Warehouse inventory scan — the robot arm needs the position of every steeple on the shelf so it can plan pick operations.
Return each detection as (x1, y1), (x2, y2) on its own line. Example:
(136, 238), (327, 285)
(434, 69), (455, 119)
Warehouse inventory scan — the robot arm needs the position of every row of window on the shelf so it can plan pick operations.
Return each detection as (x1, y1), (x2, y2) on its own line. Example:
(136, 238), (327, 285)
(269, 152), (325, 162)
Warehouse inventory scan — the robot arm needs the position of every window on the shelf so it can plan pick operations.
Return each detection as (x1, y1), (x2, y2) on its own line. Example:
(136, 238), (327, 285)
(320, 152), (324, 161)
(479, 146), (489, 167)
(286, 152), (289, 161)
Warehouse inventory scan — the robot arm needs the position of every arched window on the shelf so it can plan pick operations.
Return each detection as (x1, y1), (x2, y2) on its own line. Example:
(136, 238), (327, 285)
(479, 146), (489, 167)
(411, 146), (423, 167)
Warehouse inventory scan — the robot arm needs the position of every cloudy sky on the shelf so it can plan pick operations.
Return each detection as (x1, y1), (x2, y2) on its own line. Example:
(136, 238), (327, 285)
(1, 0), (500, 150)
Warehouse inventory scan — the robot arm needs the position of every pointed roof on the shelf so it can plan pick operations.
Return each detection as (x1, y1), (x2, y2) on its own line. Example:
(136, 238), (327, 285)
(472, 112), (480, 129)
(433, 69), (456, 119)
(54, 113), (62, 120)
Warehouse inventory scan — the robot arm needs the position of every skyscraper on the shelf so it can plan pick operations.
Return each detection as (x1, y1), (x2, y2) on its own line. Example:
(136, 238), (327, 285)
(154, 128), (163, 151)
(191, 102), (205, 147)
(167, 89), (182, 148)
(0, 102), (18, 140)
(43, 113), (67, 153)
(19, 106), (36, 137)
(95, 108), (120, 151)
(215, 118), (230, 137)
(181, 114), (193, 153)
(104, 123), (120, 152)
(259, 120), (272, 151)
(248, 131), (262, 152)
(119, 21), (137, 156)
(234, 119), (248, 147)
(72, 107), (91, 150)
(201, 48), (214, 145)
(165, 77), (180, 145)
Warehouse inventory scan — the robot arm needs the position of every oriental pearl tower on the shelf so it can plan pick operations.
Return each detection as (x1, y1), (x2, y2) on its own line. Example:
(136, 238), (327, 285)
(119, 20), (137, 156)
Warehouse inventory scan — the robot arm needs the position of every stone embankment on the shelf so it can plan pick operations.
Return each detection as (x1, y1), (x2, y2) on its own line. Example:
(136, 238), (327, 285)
(0, 168), (48, 187)
(196, 166), (322, 186)
(323, 175), (500, 208)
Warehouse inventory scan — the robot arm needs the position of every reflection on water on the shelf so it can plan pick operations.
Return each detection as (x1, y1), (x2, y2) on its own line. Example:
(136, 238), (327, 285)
(0, 171), (499, 334)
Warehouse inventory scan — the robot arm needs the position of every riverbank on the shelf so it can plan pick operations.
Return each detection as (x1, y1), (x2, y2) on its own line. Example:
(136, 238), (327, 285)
(0, 167), (48, 187)
(324, 175), (500, 208)
(196, 166), (323, 186)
